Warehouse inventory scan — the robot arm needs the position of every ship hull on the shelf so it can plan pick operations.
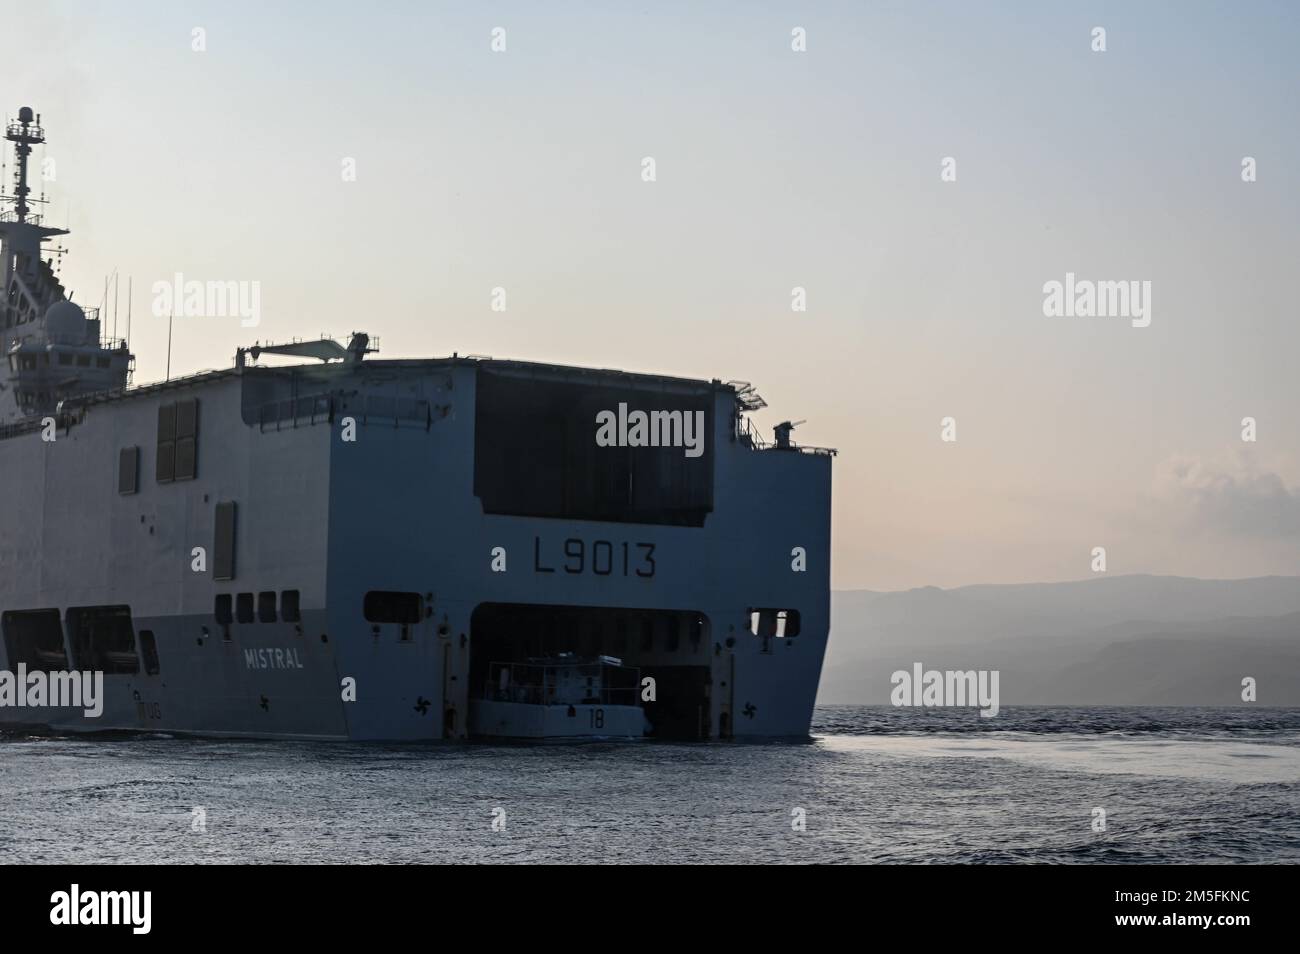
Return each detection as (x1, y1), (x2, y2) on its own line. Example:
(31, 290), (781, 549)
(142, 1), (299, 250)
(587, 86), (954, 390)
(1, 357), (832, 742)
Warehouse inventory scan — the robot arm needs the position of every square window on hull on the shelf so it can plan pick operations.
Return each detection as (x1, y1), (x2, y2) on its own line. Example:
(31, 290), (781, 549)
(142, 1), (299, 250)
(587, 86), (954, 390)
(214, 594), (233, 626)
(363, 591), (422, 625)
(118, 446), (139, 495)
(258, 591), (277, 623)
(214, 502), (237, 581)
(748, 608), (801, 639)
(281, 590), (301, 623)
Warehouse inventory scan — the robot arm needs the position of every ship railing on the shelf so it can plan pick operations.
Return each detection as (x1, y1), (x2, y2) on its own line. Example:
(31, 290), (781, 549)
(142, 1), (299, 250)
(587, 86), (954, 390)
(0, 210), (43, 226)
(0, 412), (75, 442)
(792, 445), (837, 456)
(256, 393), (335, 431)
(480, 660), (642, 708)
(358, 394), (433, 429)
(736, 415), (837, 456)
(5, 121), (45, 140)
(737, 415), (770, 449)
(255, 393), (434, 432)
(0, 419), (41, 441)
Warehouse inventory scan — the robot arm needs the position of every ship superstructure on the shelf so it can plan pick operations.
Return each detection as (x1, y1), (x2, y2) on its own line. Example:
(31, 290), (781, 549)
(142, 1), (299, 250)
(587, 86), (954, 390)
(0, 109), (833, 741)
(1, 107), (131, 425)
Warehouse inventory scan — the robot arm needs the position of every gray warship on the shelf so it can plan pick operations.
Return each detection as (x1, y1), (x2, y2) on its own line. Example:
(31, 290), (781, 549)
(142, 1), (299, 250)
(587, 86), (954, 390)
(0, 108), (833, 741)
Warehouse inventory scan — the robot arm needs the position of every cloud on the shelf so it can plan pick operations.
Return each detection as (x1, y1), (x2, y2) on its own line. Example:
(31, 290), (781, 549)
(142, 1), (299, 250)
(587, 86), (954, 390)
(1152, 454), (1300, 539)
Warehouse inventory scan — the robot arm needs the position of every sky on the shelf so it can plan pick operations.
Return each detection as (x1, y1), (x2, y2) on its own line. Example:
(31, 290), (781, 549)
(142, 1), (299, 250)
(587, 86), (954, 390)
(4, 0), (1298, 589)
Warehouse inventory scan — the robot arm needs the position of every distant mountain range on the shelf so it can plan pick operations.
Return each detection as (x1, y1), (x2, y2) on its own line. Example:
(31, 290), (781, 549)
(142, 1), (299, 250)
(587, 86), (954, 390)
(820, 575), (1300, 705)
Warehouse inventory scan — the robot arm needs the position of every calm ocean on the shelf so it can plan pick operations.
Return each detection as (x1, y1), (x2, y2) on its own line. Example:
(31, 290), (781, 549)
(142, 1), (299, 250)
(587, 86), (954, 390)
(3, 706), (1297, 864)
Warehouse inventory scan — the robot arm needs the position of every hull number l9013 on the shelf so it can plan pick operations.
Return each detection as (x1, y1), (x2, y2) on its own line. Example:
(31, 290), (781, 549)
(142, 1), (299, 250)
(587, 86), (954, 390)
(533, 537), (656, 578)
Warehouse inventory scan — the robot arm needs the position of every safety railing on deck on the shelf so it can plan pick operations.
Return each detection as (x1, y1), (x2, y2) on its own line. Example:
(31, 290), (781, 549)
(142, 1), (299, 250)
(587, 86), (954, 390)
(0, 210), (43, 226)
(0, 413), (74, 442)
(256, 394), (335, 431)
(255, 393), (434, 432)
(735, 415), (837, 456)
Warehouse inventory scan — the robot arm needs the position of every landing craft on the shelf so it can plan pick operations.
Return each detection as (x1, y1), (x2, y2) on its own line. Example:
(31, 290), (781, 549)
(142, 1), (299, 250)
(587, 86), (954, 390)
(0, 108), (834, 741)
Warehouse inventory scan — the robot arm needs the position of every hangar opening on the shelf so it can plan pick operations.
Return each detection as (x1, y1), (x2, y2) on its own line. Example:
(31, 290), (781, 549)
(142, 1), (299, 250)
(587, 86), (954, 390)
(469, 603), (714, 740)
(473, 370), (714, 526)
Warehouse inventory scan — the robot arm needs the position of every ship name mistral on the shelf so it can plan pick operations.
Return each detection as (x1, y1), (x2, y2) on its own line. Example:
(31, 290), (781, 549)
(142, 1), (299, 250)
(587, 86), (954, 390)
(244, 648), (305, 670)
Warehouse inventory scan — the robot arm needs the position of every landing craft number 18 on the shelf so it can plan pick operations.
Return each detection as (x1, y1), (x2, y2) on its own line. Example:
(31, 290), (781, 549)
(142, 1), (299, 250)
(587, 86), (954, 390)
(534, 536), (656, 578)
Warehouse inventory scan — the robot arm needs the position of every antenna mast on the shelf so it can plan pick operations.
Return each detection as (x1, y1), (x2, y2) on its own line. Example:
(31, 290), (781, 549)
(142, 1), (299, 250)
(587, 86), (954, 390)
(3, 107), (46, 223)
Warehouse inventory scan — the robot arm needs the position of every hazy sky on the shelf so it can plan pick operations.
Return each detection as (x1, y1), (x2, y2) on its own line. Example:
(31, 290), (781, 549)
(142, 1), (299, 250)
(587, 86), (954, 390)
(6, 1), (1298, 589)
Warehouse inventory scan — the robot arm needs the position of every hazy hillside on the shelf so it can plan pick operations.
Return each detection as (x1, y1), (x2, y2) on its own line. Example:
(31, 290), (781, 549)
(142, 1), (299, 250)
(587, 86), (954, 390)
(821, 576), (1300, 705)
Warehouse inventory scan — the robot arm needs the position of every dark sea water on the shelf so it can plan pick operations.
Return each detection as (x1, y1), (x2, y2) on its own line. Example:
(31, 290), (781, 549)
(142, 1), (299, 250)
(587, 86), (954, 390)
(2, 706), (1297, 864)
